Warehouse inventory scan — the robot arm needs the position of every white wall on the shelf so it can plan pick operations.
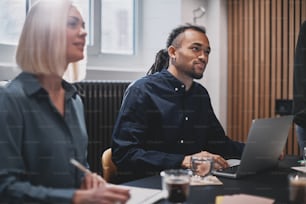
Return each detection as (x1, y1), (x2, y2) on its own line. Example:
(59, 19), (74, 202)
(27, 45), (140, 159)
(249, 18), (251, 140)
(0, 45), (20, 79)
(142, 0), (182, 67)
(204, 0), (228, 130)
(181, 0), (228, 130)
(86, 0), (182, 80)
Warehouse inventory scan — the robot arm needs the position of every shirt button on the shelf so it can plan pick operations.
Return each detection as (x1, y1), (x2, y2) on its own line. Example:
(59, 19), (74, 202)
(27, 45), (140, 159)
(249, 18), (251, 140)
(180, 140), (184, 144)
(185, 116), (189, 121)
(175, 88), (179, 91)
(181, 84), (185, 88)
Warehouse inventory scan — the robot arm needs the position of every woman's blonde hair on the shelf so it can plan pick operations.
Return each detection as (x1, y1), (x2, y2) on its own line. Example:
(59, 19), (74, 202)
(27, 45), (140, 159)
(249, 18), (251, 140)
(16, 0), (78, 77)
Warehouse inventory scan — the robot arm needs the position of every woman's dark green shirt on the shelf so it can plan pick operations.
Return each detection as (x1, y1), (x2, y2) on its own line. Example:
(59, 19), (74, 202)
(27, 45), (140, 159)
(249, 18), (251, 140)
(0, 72), (88, 203)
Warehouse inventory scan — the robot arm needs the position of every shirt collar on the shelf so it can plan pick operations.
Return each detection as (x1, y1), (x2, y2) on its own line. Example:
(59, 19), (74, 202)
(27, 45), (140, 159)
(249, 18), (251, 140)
(159, 69), (193, 92)
(18, 72), (78, 99)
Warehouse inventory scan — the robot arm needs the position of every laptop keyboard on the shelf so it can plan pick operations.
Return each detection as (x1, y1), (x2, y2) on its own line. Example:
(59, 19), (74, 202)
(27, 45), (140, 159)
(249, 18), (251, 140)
(216, 165), (239, 174)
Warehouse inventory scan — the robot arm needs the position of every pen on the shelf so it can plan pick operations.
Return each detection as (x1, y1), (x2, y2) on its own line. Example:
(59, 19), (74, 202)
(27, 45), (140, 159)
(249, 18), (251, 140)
(297, 160), (306, 164)
(70, 158), (107, 185)
(70, 158), (91, 174)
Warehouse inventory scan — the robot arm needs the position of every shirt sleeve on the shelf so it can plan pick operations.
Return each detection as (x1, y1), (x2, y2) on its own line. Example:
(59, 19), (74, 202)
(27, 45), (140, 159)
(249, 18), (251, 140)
(0, 89), (75, 203)
(112, 85), (185, 172)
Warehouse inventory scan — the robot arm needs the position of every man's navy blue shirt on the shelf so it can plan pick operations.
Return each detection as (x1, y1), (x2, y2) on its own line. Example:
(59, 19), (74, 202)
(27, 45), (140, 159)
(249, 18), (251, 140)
(112, 69), (244, 176)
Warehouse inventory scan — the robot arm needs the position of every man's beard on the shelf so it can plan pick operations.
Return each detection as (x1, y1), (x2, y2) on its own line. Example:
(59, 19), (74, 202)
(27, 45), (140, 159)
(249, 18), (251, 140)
(174, 62), (205, 80)
(187, 68), (204, 79)
(191, 72), (203, 79)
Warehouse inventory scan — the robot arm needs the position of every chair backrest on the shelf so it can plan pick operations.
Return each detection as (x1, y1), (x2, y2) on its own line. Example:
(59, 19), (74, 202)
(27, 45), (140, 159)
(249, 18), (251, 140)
(101, 148), (117, 182)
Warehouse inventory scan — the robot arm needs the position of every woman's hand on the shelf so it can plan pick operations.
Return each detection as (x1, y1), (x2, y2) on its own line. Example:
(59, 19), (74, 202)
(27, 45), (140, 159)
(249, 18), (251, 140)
(73, 184), (130, 204)
(80, 173), (106, 189)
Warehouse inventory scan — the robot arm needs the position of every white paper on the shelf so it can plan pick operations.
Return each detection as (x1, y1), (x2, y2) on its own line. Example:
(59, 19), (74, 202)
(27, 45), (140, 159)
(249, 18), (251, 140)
(291, 166), (306, 173)
(119, 186), (164, 204)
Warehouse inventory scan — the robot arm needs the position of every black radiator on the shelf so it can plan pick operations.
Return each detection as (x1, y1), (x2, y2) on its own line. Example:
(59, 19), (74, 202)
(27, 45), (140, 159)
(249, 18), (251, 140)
(74, 81), (130, 174)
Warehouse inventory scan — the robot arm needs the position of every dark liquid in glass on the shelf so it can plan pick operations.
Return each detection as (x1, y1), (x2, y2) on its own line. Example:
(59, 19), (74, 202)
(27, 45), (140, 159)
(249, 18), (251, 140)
(166, 180), (189, 203)
(290, 183), (306, 203)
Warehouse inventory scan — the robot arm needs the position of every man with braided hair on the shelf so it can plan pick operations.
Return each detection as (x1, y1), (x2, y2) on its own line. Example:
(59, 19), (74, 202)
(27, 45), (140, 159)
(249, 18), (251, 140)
(112, 24), (244, 181)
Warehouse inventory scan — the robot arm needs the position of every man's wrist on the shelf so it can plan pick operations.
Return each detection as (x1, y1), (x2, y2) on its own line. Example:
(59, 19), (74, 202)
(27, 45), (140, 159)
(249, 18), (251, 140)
(181, 155), (191, 169)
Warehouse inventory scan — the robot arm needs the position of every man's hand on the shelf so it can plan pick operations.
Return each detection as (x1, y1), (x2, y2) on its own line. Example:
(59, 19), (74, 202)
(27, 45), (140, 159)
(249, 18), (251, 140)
(181, 151), (229, 170)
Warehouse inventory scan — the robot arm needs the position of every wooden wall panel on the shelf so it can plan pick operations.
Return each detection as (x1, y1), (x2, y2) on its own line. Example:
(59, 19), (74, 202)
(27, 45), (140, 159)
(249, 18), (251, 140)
(243, 0), (251, 135)
(227, 0), (233, 138)
(238, 0), (244, 141)
(303, 0), (306, 20)
(273, 0), (277, 115)
(264, 0), (271, 118)
(227, 0), (306, 155)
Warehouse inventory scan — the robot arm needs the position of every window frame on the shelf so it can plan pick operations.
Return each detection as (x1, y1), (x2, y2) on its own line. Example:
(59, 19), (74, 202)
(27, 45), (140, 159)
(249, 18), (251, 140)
(100, 0), (135, 55)
(0, 0), (142, 71)
(87, 0), (142, 70)
(0, 0), (31, 67)
(0, 0), (29, 46)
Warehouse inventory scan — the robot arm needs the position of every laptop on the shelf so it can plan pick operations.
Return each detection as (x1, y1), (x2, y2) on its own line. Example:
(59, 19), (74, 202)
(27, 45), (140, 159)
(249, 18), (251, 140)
(212, 115), (293, 179)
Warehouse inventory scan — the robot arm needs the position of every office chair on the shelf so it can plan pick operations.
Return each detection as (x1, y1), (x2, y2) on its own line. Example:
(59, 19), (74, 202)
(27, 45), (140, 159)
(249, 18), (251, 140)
(101, 148), (117, 182)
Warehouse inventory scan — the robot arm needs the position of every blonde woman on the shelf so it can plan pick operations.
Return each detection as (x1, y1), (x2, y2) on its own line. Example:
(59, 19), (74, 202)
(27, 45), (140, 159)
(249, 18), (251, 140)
(0, 0), (130, 203)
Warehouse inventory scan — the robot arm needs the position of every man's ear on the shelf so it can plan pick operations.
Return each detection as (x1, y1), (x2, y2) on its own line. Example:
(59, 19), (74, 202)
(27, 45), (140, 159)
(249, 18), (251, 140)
(168, 46), (176, 58)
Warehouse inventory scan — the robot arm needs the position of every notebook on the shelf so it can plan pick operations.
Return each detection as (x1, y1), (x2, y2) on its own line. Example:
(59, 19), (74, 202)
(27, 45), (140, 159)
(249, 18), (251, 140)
(212, 115), (293, 179)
